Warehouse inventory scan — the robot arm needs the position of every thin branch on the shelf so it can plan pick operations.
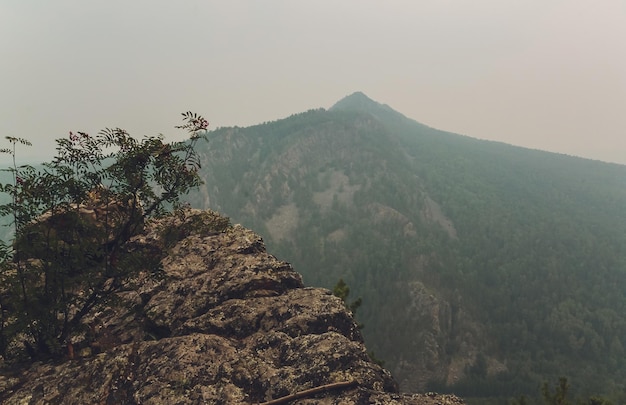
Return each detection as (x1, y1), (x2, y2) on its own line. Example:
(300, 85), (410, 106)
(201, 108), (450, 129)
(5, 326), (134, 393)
(259, 380), (358, 405)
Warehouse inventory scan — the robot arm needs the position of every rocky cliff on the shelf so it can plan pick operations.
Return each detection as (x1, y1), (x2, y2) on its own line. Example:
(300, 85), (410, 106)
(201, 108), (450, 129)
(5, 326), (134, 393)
(0, 209), (463, 404)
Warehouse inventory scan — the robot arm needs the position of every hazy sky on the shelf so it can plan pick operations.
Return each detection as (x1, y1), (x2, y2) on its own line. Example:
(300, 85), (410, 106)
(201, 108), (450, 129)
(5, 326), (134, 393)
(2, 1), (625, 164)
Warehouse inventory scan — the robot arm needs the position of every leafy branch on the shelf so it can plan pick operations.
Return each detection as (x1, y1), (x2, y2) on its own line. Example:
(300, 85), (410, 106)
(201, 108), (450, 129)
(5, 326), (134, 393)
(0, 114), (209, 361)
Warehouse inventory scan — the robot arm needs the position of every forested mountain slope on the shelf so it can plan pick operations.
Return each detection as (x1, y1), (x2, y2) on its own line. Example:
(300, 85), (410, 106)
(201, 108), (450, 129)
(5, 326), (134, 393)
(187, 92), (626, 402)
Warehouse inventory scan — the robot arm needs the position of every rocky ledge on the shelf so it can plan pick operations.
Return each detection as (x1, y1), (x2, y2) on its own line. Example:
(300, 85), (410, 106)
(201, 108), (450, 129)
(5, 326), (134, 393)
(0, 209), (463, 404)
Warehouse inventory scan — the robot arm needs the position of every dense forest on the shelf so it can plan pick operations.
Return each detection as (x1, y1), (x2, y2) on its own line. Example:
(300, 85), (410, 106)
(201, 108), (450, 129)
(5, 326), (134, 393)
(184, 93), (626, 403)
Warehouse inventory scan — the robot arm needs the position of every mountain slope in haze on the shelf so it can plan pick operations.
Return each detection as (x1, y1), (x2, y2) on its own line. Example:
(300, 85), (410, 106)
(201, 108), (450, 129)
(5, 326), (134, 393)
(188, 92), (626, 402)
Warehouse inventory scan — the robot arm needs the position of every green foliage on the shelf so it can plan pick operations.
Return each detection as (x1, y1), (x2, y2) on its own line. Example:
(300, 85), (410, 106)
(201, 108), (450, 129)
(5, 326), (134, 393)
(332, 278), (384, 366)
(517, 377), (616, 405)
(0, 113), (208, 360)
(541, 377), (571, 405)
(511, 395), (530, 405)
(332, 278), (362, 315)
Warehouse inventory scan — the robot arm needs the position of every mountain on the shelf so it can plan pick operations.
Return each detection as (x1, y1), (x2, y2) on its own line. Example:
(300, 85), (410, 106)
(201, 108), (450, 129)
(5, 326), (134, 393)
(187, 92), (626, 402)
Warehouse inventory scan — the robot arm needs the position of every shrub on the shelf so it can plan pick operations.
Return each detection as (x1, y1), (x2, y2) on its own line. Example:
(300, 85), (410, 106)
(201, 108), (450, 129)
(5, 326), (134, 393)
(0, 112), (208, 360)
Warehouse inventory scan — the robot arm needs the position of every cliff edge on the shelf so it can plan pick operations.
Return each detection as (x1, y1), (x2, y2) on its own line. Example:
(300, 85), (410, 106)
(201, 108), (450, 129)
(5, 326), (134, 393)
(0, 209), (463, 404)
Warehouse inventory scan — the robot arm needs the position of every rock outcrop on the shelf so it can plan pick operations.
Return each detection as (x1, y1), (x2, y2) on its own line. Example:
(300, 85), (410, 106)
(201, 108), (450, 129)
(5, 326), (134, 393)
(0, 209), (463, 404)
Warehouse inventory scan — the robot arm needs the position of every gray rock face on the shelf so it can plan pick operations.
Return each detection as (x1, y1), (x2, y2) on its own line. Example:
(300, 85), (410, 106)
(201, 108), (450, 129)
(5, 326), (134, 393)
(0, 209), (463, 404)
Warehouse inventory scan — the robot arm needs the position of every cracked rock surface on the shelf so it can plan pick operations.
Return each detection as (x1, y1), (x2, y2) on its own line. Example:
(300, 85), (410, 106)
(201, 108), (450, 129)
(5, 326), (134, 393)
(0, 209), (463, 404)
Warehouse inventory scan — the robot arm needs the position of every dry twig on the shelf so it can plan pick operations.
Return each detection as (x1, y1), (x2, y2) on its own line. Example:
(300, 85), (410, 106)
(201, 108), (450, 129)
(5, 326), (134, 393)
(259, 380), (358, 405)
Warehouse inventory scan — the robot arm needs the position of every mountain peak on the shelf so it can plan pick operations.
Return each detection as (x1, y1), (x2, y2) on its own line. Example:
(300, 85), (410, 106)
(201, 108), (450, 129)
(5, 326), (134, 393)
(330, 92), (409, 123)
(330, 92), (390, 112)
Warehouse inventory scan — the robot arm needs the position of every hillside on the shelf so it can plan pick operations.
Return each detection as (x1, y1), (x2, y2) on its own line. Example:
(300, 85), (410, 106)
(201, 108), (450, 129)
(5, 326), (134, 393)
(187, 92), (626, 402)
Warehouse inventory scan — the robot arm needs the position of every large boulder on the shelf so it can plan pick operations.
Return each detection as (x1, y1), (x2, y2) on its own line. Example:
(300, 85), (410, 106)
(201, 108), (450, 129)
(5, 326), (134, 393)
(0, 209), (463, 404)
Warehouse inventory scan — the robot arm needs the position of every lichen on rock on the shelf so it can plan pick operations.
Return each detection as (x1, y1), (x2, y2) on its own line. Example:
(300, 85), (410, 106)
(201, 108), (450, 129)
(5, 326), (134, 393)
(0, 208), (463, 404)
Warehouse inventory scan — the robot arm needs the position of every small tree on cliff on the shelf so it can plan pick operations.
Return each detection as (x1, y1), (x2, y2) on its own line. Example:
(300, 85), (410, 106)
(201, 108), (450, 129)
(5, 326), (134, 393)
(332, 278), (362, 316)
(332, 278), (384, 366)
(0, 112), (208, 360)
